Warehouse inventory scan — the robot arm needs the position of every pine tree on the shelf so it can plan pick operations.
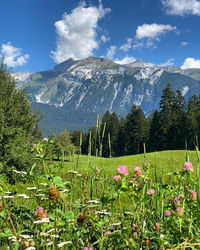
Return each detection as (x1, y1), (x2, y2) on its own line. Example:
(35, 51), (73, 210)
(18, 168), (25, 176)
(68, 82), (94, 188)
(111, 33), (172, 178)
(187, 94), (200, 148)
(148, 109), (161, 151)
(125, 105), (148, 155)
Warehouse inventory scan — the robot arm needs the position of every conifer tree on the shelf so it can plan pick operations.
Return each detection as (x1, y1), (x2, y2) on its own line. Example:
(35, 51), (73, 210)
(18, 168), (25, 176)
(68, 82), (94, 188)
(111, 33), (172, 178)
(125, 105), (148, 155)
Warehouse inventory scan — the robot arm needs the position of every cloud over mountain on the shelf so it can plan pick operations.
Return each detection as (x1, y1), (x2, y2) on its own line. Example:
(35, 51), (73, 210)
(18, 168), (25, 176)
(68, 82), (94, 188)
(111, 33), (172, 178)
(51, 1), (110, 63)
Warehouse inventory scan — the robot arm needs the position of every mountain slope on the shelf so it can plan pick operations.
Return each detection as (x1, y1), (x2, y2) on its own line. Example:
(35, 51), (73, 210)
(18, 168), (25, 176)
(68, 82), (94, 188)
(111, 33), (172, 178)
(14, 57), (200, 135)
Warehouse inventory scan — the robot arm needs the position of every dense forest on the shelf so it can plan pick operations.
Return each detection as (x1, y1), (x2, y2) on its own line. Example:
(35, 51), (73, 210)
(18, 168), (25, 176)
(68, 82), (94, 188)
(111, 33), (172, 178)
(70, 83), (200, 157)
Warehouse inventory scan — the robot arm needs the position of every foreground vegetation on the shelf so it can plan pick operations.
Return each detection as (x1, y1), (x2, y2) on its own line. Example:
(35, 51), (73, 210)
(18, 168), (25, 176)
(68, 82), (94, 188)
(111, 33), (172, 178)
(1, 139), (200, 249)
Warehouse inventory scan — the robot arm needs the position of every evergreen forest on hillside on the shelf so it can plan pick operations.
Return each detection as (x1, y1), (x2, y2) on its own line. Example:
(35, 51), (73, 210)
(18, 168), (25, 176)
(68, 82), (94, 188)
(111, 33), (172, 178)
(71, 83), (200, 157)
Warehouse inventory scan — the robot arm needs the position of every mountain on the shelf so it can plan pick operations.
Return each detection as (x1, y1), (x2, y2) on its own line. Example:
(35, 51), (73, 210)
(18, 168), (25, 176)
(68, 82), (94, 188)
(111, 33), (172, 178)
(13, 57), (200, 136)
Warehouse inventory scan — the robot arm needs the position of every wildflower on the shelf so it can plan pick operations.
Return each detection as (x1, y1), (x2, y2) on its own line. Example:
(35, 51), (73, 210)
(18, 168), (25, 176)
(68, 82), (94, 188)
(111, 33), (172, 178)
(96, 169), (100, 173)
(133, 232), (138, 238)
(34, 206), (48, 220)
(175, 207), (183, 216)
(3, 195), (14, 199)
(147, 189), (155, 196)
(132, 223), (139, 230)
(77, 213), (87, 223)
(17, 194), (29, 199)
(179, 194), (184, 199)
(185, 185), (189, 192)
(117, 166), (129, 176)
(129, 238), (134, 243)
(33, 218), (50, 224)
(67, 170), (78, 174)
(60, 189), (69, 193)
(164, 210), (171, 216)
(160, 234), (164, 238)
(26, 187), (37, 190)
(42, 137), (48, 142)
(113, 175), (122, 182)
(111, 222), (121, 226)
(58, 241), (72, 248)
(105, 231), (112, 236)
(20, 234), (31, 239)
(189, 190), (197, 200)
(49, 185), (61, 202)
(134, 167), (142, 177)
(169, 198), (180, 205)
(87, 200), (100, 204)
(183, 162), (193, 171)
(143, 237), (150, 246)
(40, 183), (48, 186)
(155, 222), (160, 231)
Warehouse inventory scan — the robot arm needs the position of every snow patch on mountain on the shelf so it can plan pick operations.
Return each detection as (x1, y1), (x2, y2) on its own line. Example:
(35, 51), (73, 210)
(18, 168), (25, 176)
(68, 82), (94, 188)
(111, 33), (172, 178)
(149, 69), (164, 85)
(134, 95), (144, 106)
(181, 86), (189, 96)
(76, 91), (87, 108)
(122, 84), (133, 105)
(35, 87), (49, 104)
(110, 83), (119, 112)
(12, 71), (30, 81)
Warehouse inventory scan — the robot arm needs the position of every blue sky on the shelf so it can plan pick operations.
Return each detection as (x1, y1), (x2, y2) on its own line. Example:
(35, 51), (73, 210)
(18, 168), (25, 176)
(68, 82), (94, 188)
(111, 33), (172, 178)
(0, 0), (200, 72)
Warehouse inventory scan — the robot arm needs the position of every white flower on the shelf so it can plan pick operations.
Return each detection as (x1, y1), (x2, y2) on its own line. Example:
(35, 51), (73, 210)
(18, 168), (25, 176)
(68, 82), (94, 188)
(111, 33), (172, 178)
(40, 183), (48, 186)
(160, 234), (165, 238)
(88, 200), (100, 204)
(33, 218), (50, 224)
(47, 241), (53, 246)
(25, 247), (35, 250)
(68, 170), (78, 174)
(124, 212), (134, 216)
(37, 189), (43, 192)
(47, 228), (55, 234)
(111, 222), (121, 226)
(5, 191), (12, 194)
(3, 195), (14, 199)
(35, 194), (45, 197)
(20, 234), (31, 239)
(8, 236), (17, 242)
(26, 187), (37, 190)
(17, 194), (30, 199)
(50, 234), (59, 238)
(40, 232), (49, 237)
(60, 189), (69, 193)
(58, 241), (72, 247)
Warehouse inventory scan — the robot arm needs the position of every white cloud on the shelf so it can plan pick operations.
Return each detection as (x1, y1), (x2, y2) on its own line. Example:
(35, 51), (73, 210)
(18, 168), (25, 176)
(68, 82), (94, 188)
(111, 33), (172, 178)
(135, 23), (177, 40)
(106, 45), (117, 59)
(101, 35), (109, 43)
(1, 42), (29, 67)
(159, 58), (175, 66)
(120, 23), (177, 51)
(115, 56), (136, 65)
(181, 58), (200, 69)
(51, 2), (110, 63)
(162, 0), (200, 16)
(120, 38), (132, 52)
(181, 41), (188, 46)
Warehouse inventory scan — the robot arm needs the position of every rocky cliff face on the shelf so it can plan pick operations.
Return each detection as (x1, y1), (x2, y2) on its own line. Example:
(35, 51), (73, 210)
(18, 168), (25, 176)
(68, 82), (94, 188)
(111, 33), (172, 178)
(13, 57), (200, 135)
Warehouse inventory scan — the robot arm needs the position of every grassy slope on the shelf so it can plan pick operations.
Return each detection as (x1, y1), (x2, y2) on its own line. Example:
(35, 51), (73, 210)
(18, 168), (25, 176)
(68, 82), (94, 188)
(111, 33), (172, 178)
(54, 150), (198, 180)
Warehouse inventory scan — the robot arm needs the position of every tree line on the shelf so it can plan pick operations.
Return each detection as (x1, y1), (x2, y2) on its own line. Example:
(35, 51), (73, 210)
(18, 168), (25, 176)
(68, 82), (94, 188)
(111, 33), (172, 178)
(70, 83), (200, 157)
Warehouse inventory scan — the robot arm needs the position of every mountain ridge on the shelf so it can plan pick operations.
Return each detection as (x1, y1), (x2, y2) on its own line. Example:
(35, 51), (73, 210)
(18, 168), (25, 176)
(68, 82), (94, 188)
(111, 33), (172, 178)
(12, 57), (200, 135)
